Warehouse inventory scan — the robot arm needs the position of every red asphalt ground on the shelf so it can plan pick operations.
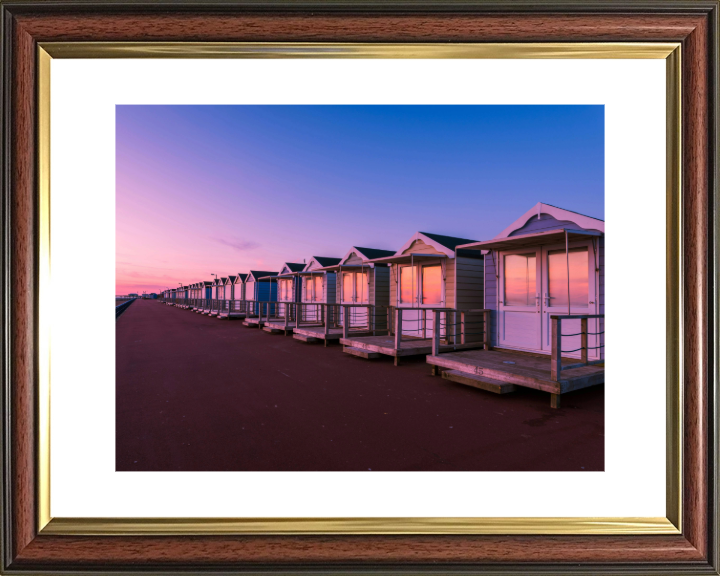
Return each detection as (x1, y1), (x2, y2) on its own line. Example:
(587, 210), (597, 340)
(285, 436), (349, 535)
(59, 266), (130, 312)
(116, 299), (604, 471)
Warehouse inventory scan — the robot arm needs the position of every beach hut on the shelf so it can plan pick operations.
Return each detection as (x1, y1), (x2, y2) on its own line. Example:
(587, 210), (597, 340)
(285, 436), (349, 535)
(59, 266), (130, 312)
(227, 274), (248, 319)
(339, 232), (484, 364)
(242, 271), (278, 327)
(291, 256), (341, 345)
(178, 285), (189, 308)
(297, 246), (395, 351)
(196, 281), (214, 314)
(262, 262), (305, 334)
(206, 278), (226, 316)
(217, 276), (236, 319)
(426, 203), (605, 408)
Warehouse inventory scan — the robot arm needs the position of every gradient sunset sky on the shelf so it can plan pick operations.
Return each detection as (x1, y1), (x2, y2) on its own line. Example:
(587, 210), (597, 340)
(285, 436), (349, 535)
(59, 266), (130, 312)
(116, 105), (604, 295)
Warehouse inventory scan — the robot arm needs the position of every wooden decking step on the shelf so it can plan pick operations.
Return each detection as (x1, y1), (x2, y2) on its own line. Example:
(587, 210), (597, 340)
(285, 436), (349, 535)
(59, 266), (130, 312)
(262, 326), (283, 334)
(343, 346), (380, 359)
(441, 370), (517, 395)
(293, 333), (319, 343)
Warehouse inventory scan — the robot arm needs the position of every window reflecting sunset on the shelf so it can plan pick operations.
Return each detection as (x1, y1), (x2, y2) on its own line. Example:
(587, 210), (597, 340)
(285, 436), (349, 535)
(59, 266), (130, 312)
(548, 247), (588, 307)
(504, 254), (536, 306)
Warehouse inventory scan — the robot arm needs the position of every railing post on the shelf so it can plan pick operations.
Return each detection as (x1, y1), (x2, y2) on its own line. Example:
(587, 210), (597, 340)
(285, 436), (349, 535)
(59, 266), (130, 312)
(580, 317), (588, 364)
(432, 310), (440, 356)
(343, 306), (350, 339)
(484, 310), (491, 350)
(422, 309), (427, 339)
(395, 309), (402, 351)
(551, 316), (561, 381)
(324, 305), (329, 336)
(460, 311), (466, 346)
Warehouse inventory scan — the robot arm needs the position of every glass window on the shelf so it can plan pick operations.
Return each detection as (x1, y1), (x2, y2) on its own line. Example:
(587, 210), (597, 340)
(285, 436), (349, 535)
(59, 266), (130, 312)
(342, 272), (353, 302)
(313, 276), (323, 302)
(356, 271), (368, 304)
(504, 253), (536, 306)
(421, 265), (442, 304)
(548, 247), (588, 308)
(399, 266), (415, 304)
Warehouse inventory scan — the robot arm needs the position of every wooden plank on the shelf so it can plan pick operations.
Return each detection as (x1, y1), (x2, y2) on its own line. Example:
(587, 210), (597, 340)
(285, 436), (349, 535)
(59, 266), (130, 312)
(343, 346), (380, 360)
(293, 333), (319, 343)
(426, 354), (562, 394)
(442, 370), (517, 395)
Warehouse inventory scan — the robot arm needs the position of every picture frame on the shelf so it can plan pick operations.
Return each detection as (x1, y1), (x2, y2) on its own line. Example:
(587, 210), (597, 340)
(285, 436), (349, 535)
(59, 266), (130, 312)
(1, 0), (717, 573)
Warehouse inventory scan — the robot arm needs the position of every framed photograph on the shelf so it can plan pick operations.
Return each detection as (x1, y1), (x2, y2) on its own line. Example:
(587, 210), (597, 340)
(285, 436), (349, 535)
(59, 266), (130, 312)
(1, 1), (717, 573)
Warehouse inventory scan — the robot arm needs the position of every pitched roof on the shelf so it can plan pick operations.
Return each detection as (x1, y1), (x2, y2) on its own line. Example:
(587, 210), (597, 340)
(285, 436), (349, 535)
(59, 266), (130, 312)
(354, 247), (396, 260)
(418, 232), (479, 250)
(312, 256), (342, 267)
(235, 273), (248, 282)
(248, 270), (278, 280)
(494, 202), (604, 239)
(284, 262), (306, 272)
(225, 275), (237, 284)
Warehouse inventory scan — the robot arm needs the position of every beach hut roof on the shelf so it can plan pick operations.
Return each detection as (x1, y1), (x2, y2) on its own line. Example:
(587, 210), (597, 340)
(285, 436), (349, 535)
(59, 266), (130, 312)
(495, 202), (604, 239)
(278, 262), (306, 277)
(224, 275), (236, 285)
(248, 270), (278, 281)
(352, 247), (396, 260)
(316, 246), (396, 271)
(369, 232), (478, 263)
(303, 256), (342, 270)
(455, 203), (604, 253)
(234, 273), (248, 283)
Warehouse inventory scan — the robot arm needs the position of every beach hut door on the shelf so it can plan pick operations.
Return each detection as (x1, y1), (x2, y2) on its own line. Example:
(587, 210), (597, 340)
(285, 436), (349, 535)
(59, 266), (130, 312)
(398, 264), (444, 339)
(341, 271), (369, 327)
(540, 243), (597, 359)
(498, 249), (542, 351)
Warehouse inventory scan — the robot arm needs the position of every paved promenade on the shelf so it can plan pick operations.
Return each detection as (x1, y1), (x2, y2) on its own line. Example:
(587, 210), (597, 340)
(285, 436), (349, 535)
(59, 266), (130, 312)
(116, 299), (604, 471)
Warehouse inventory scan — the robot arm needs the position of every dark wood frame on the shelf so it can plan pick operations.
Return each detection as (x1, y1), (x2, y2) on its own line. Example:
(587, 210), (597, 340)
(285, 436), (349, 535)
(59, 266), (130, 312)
(1, 1), (717, 573)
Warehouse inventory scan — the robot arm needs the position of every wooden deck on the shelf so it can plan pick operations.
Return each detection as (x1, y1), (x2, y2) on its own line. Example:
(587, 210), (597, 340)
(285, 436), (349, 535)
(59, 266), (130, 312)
(217, 311), (246, 320)
(295, 325), (376, 342)
(339, 335), (457, 365)
(243, 317), (266, 327)
(263, 319), (293, 334)
(426, 348), (604, 399)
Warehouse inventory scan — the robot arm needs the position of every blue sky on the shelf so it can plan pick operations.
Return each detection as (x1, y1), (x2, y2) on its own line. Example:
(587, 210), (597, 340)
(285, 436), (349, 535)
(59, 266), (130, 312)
(116, 105), (603, 293)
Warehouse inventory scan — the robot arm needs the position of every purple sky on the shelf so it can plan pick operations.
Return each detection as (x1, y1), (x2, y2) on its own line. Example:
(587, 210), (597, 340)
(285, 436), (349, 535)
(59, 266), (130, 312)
(116, 105), (604, 294)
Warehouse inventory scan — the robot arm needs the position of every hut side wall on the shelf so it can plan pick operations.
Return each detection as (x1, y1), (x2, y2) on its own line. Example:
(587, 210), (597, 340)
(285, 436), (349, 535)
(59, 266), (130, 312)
(454, 255), (485, 344)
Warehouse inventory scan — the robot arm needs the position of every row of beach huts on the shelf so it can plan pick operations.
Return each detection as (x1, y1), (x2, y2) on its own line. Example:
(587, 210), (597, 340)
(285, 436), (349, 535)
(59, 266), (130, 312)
(159, 203), (605, 408)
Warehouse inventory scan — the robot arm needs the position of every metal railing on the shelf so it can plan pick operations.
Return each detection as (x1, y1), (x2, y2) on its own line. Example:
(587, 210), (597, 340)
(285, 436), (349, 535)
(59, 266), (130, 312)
(115, 297), (137, 319)
(550, 314), (605, 381)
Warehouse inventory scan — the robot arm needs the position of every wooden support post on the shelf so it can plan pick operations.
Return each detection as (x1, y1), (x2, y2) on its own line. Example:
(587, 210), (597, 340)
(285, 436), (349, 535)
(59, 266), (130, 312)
(580, 317), (588, 365)
(550, 394), (561, 409)
(460, 311), (466, 345)
(432, 310), (440, 356)
(431, 365), (438, 376)
(324, 305), (329, 337)
(422, 309), (427, 339)
(388, 307), (393, 336)
(551, 316), (561, 381)
(395, 308), (402, 353)
(343, 306), (349, 339)
(296, 303), (301, 329)
(483, 310), (491, 350)
(394, 356), (400, 367)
